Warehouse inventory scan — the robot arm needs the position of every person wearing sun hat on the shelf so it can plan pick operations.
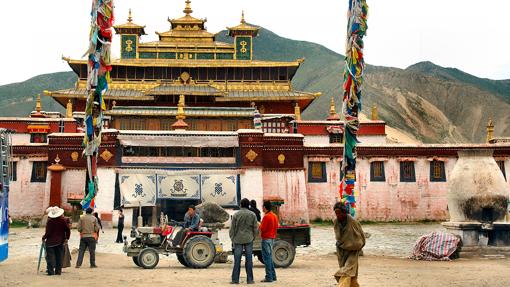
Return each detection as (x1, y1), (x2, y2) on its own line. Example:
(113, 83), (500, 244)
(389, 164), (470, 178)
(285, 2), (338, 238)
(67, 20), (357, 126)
(42, 206), (70, 275)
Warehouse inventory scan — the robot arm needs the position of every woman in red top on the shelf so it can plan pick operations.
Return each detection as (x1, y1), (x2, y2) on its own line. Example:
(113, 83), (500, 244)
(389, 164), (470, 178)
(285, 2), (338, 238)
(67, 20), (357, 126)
(259, 201), (278, 283)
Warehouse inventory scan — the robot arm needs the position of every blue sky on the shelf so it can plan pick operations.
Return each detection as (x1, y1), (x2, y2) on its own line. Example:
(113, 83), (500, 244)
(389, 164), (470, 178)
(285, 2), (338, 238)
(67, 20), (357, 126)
(0, 0), (508, 84)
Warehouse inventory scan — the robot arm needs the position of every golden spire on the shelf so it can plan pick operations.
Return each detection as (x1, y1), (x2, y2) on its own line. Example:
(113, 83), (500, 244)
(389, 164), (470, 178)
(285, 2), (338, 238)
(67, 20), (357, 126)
(36, 94), (42, 113)
(486, 118), (494, 143)
(127, 8), (133, 23)
(294, 103), (301, 121)
(241, 11), (246, 24)
(177, 95), (186, 120)
(183, 0), (193, 15)
(371, 104), (378, 120)
(329, 97), (336, 116)
(66, 99), (73, 118)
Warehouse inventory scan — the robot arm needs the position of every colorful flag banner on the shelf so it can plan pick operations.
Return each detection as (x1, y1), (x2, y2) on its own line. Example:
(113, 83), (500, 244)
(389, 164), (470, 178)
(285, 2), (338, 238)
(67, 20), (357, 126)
(81, 0), (114, 209)
(340, 0), (368, 217)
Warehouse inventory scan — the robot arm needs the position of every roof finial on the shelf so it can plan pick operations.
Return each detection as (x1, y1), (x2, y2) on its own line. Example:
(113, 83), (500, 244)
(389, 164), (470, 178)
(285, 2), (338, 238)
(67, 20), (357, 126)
(294, 103), (302, 121)
(241, 10), (246, 24)
(66, 99), (73, 118)
(177, 95), (186, 120)
(329, 97), (336, 116)
(128, 8), (133, 22)
(36, 94), (42, 113)
(486, 117), (494, 143)
(371, 104), (378, 120)
(184, 0), (193, 15)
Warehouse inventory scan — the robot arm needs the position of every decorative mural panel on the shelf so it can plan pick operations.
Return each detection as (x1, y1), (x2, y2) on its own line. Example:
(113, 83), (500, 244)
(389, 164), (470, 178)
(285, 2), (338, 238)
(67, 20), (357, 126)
(139, 52), (157, 59)
(159, 52), (176, 59)
(201, 174), (239, 207)
(196, 53), (214, 60)
(235, 36), (252, 60)
(121, 35), (137, 59)
(120, 174), (157, 207)
(217, 53), (234, 60)
(157, 175), (201, 200)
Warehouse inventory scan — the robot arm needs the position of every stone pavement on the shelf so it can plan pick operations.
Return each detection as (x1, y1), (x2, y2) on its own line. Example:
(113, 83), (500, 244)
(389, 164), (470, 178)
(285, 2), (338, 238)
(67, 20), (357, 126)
(7, 223), (444, 259)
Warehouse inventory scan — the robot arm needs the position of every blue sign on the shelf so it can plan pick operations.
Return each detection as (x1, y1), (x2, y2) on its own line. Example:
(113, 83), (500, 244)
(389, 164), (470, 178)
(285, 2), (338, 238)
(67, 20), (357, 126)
(0, 184), (8, 262)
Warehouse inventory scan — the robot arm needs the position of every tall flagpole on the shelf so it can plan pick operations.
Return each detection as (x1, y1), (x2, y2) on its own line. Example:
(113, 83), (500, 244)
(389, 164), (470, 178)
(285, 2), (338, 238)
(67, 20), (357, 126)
(340, 0), (368, 217)
(81, 0), (114, 210)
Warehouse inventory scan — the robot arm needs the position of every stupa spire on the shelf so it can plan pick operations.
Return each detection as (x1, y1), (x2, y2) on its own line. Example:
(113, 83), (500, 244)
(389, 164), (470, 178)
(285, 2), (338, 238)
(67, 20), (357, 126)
(184, 0), (193, 16)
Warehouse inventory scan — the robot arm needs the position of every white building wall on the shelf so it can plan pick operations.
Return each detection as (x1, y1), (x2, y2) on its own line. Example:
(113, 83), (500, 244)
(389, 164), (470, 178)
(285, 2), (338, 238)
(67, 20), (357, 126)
(95, 168), (117, 214)
(303, 135), (330, 146)
(9, 158), (47, 218)
(10, 134), (31, 145)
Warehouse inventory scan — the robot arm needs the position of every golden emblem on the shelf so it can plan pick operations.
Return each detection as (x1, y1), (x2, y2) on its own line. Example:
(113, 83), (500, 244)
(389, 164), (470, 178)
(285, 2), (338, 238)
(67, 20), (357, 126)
(180, 72), (191, 83)
(125, 40), (133, 52)
(100, 149), (113, 162)
(278, 154), (285, 165)
(71, 152), (79, 162)
(245, 149), (258, 162)
(240, 40), (248, 53)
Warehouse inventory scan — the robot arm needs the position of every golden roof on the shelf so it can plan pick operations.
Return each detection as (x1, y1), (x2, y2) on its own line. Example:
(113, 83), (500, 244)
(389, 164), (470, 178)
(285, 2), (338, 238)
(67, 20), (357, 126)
(113, 9), (147, 34)
(227, 11), (259, 36)
(159, 0), (211, 43)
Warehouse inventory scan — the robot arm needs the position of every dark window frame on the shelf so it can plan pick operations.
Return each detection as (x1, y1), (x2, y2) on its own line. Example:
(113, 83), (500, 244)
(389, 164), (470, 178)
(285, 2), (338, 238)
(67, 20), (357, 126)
(329, 133), (343, 144)
(497, 160), (507, 180)
(308, 162), (327, 183)
(370, 161), (386, 182)
(430, 160), (446, 182)
(10, 161), (17, 182)
(31, 161), (47, 183)
(400, 161), (416, 182)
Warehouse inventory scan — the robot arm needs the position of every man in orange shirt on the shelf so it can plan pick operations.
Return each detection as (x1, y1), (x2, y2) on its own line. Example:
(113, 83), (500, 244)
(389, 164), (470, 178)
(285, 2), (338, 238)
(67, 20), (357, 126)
(259, 201), (278, 283)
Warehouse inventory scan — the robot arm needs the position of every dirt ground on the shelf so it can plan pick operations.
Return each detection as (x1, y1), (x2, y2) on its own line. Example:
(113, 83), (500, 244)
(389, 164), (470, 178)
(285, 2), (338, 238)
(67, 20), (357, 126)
(2, 253), (510, 287)
(1, 225), (510, 287)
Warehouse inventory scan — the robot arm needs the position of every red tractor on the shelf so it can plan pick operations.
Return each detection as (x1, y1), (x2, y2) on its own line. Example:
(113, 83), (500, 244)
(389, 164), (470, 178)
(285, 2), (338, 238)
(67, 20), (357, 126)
(124, 220), (217, 269)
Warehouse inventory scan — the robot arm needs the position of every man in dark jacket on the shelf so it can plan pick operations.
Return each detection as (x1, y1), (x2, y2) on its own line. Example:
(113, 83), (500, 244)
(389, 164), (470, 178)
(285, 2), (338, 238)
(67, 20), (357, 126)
(42, 206), (70, 276)
(230, 198), (258, 284)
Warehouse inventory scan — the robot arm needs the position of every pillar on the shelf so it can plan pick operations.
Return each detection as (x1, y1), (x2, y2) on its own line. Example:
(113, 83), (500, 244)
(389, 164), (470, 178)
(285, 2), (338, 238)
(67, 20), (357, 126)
(48, 158), (66, 207)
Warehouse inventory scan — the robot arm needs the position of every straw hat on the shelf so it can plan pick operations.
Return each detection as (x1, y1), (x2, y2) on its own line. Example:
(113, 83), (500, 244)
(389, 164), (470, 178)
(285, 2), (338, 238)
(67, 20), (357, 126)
(47, 206), (64, 219)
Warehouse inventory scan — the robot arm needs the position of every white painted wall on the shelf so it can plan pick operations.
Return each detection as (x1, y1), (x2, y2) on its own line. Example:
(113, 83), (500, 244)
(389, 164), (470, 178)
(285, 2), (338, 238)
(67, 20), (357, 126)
(303, 135), (330, 146)
(11, 134), (31, 145)
(95, 168), (117, 214)
(9, 159), (47, 218)
(239, 168), (264, 208)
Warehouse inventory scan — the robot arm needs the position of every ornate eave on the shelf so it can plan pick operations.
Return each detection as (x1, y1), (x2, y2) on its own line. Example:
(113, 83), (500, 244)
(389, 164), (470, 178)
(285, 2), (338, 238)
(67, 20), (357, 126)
(63, 57), (303, 68)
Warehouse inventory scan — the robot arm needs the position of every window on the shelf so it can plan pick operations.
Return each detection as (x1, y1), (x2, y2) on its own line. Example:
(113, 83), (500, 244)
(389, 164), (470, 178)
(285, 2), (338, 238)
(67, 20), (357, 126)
(31, 161), (47, 182)
(10, 161), (17, 182)
(329, 133), (343, 144)
(430, 160), (446, 182)
(308, 162), (327, 183)
(400, 161), (416, 182)
(30, 133), (47, 143)
(370, 161), (385, 182)
(497, 161), (507, 180)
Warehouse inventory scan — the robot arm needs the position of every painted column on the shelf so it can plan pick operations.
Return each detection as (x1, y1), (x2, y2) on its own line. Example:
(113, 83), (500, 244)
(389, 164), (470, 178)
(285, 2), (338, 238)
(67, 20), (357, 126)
(48, 158), (66, 207)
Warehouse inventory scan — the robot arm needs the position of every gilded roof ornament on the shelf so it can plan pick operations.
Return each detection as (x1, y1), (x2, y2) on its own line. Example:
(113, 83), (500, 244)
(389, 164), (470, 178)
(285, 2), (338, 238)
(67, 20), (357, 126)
(184, 0), (193, 16)
(128, 8), (133, 22)
(487, 117), (495, 143)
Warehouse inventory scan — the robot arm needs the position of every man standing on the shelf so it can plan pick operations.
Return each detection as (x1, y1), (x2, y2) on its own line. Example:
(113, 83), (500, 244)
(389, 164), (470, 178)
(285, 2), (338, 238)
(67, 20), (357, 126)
(42, 207), (70, 275)
(115, 209), (125, 243)
(230, 198), (258, 284)
(76, 208), (100, 268)
(259, 201), (278, 283)
(333, 202), (366, 287)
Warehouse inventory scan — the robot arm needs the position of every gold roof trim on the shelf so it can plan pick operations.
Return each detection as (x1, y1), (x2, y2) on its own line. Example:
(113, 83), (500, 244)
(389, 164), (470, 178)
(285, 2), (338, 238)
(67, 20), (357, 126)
(113, 9), (147, 33)
(65, 58), (302, 68)
(227, 11), (260, 34)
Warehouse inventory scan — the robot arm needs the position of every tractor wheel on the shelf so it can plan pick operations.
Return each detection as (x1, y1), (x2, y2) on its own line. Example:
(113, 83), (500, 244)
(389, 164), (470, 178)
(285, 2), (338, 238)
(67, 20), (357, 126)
(183, 235), (216, 269)
(272, 240), (295, 268)
(177, 254), (190, 267)
(132, 256), (141, 267)
(138, 248), (159, 269)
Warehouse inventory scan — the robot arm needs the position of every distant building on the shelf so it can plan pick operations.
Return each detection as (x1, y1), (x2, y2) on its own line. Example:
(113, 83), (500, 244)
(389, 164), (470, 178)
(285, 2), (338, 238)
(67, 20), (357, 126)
(1, 1), (509, 225)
